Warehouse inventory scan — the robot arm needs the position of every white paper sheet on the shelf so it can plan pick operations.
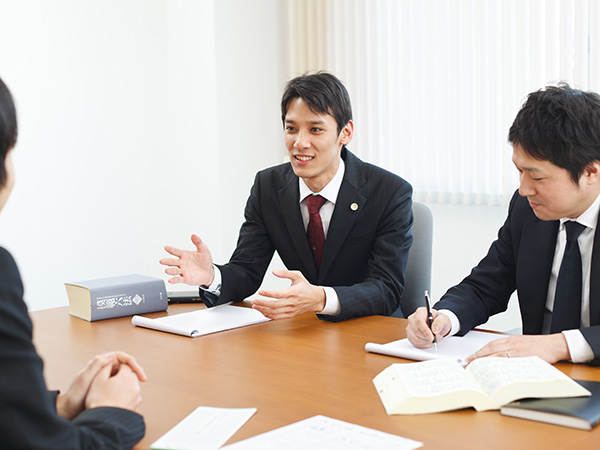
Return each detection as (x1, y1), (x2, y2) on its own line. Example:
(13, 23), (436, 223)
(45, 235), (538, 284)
(365, 330), (507, 363)
(220, 415), (422, 450)
(150, 406), (257, 450)
(132, 305), (270, 337)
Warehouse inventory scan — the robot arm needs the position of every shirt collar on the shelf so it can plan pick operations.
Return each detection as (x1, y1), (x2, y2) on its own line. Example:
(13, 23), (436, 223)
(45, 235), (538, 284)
(560, 191), (600, 231)
(299, 158), (345, 204)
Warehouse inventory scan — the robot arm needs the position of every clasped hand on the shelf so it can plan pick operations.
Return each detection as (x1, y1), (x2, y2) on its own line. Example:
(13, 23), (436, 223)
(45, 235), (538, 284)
(56, 351), (146, 419)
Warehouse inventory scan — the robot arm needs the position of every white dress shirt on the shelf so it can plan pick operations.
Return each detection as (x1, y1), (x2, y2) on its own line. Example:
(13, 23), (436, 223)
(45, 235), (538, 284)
(441, 192), (600, 363)
(202, 159), (346, 316)
(298, 159), (345, 315)
(546, 192), (600, 362)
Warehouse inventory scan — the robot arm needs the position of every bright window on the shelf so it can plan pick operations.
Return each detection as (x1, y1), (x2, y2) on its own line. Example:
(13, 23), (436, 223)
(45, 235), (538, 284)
(286, 0), (600, 205)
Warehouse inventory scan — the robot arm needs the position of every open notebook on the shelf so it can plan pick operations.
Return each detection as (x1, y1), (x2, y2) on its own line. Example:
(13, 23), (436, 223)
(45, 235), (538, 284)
(132, 305), (271, 337)
(366, 330), (507, 363)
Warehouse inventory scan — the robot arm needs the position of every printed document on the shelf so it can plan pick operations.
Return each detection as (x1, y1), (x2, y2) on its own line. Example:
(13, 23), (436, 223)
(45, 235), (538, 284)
(150, 406), (256, 450)
(221, 415), (422, 450)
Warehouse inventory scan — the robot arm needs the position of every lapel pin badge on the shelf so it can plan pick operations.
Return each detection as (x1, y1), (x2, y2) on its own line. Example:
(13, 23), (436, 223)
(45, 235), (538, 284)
(350, 202), (359, 211)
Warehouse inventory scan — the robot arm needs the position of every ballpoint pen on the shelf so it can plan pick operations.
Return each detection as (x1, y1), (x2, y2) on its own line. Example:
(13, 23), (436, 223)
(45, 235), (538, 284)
(425, 290), (438, 351)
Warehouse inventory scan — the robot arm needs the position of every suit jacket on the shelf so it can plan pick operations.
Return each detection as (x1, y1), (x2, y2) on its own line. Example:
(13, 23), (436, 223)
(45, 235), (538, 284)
(201, 147), (413, 321)
(435, 191), (600, 364)
(0, 247), (145, 449)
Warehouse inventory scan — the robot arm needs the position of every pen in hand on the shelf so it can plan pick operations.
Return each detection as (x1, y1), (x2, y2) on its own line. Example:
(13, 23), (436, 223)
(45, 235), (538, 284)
(425, 290), (438, 351)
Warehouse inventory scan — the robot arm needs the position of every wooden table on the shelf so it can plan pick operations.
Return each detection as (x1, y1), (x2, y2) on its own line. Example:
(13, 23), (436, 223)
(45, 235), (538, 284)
(30, 304), (600, 449)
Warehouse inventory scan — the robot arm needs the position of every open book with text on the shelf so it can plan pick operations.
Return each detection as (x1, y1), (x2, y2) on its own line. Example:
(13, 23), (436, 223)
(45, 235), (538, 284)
(373, 356), (590, 415)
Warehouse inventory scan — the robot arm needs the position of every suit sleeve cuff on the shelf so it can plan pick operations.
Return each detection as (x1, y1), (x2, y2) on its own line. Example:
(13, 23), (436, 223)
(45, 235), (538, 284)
(200, 265), (221, 296)
(318, 286), (341, 316)
(562, 329), (595, 363)
(49, 390), (59, 412)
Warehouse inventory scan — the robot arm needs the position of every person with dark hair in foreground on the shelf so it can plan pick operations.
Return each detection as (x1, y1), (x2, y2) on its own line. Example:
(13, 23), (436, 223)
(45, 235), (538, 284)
(407, 83), (600, 365)
(0, 76), (146, 448)
(161, 72), (413, 321)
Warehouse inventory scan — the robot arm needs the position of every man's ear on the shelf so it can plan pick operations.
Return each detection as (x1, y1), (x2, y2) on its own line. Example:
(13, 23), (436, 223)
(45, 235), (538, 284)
(582, 161), (600, 185)
(339, 120), (354, 145)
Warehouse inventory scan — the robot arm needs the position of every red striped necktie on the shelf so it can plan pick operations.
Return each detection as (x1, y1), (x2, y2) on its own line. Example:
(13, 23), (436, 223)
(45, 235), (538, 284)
(305, 195), (327, 269)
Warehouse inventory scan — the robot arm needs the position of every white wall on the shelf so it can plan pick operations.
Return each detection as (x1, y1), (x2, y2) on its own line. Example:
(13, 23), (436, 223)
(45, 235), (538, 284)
(212, 0), (291, 294)
(428, 203), (522, 333)
(0, 0), (286, 311)
(0, 0), (524, 333)
(213, 0), (286, 259)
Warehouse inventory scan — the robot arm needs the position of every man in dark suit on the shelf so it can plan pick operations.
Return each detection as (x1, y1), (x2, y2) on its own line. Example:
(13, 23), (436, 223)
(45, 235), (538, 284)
(0, 77), (146, 448)
(407, 84), (600, 365)
(161, 72), (413, 321)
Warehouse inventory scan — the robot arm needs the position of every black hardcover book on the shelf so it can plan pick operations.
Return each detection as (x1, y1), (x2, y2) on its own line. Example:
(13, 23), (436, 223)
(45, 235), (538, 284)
(500, 380), (600, 430)
(167, 289), (203, 304)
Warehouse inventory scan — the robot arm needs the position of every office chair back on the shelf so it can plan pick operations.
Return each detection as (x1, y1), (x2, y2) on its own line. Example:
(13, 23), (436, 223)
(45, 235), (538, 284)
(391, 201), (433, 318)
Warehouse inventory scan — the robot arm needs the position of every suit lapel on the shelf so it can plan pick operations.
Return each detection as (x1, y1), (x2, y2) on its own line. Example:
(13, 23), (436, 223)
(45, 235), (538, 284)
(517, 218), (558, 334)
(278, 169), (318, 281)
(590, 214), (600, 326)
(519, 209), (600, 329)
(319, 149), (367, 282)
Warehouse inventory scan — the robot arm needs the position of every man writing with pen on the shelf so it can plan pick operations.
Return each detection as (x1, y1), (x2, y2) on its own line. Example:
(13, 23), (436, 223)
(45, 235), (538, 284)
(407, 83), (600, 366)
(425, 290), (438, 352)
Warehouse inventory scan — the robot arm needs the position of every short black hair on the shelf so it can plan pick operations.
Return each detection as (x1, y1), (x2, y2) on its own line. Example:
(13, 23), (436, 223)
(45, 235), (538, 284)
(0, 77), (17, 188)
(508, 83), (600, 183)
(281, 71), (352, 135)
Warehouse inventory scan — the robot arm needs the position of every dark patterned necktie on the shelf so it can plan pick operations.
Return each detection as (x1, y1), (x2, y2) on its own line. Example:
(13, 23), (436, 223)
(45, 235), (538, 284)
(305, 195), (327, 269)
(550, 221), (586, 333)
